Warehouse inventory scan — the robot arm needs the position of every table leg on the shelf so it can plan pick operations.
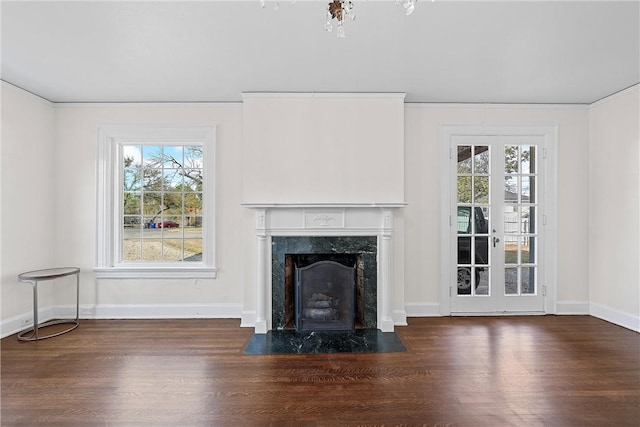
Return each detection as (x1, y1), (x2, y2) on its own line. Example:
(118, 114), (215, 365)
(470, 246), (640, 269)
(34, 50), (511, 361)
(32, 281), (39, 340)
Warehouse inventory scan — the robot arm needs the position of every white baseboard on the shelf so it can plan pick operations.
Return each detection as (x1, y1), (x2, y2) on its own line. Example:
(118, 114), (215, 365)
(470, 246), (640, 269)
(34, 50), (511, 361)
(556, 300), (590, 315)
(85, 303), (243, 319)
(1, 303), (243, 338)
(240, 310), (256, 328)
(1, 307), (55, 339)
(405, 302), (441, 317)
(393, 309), (408, 326)
(590, 302), (640, 332)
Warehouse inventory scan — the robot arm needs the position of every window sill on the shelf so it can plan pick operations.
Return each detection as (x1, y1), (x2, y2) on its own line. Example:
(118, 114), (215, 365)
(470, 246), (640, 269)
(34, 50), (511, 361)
(94, 266), (218, 279)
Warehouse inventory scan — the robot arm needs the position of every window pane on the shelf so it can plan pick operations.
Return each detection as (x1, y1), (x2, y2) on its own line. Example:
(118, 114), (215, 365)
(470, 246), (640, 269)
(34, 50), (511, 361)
(185, 146), (204, 168)
(143, 146), (162, 166)
(122, 239), (141, 261)
(142, 239), (162, 261)
(143, 193), (163, 215)
(184, 194), (202, 216)
(163, 146), (184, 168)
(123, 216), (142, 232)
(184, 169), (203, 190)
(163, 169), (183, 190)
(163, 239), (184, 261)
(143, 169), (162, 190)
(184, 239), (203, 262)
(124, 168), (141, 191)
(123, 193), (141, 215)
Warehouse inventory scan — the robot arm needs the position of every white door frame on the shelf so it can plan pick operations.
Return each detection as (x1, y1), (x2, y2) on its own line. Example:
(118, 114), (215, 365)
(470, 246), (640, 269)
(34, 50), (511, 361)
(439, 125), (558, 315)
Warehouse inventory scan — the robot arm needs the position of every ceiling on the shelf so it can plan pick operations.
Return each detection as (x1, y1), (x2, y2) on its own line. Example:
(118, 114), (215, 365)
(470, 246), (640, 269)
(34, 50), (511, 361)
(1, 0), (638, 104)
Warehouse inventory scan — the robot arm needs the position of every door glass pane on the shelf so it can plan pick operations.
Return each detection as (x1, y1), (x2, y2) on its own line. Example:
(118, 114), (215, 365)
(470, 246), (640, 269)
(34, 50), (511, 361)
(522, 237), (535, 264)
(505, 267), (518, 295)
(476, 268), (489, 295)
(505, 146), (519, 173)
(522, 267), (535, 294)
(476, 206), (490, 233)
(458, 177), (472, 203)
(473, 146), (489, 173)
(521, 145), (536, 174)
(505, 241), (518, 264)
(475, 237), (489, 265)
(522, 176), (536, 203)
(457, 268), (472, 295)
(504, 176), (518, 203)
(458, 237), (471, 264)
(458, 146), (472, 173)
(474, 176), (489, 204)
(457, 207), (471, 233)
(520, 207), (534, 234)
(457, 144), (491, 298)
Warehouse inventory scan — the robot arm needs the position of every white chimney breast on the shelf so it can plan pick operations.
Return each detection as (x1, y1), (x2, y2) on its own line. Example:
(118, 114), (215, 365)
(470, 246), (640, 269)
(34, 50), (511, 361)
(241, 93), (406, 204)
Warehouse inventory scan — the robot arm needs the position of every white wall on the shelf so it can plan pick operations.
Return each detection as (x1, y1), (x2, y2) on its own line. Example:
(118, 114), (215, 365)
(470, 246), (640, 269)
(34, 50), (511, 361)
(589, 86), (640, 331)
(1, 82), (56, 334)
(403, 104), (591, 316)
(50, 102), (245, 320)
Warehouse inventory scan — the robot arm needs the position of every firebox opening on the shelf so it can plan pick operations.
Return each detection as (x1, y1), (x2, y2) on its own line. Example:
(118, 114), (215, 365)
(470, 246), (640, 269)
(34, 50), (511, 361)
(284, 253), (365, 331)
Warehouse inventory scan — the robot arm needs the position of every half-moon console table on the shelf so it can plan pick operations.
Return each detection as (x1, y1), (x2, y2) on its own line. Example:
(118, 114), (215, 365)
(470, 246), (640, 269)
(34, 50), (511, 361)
(17, 267), (80, 341)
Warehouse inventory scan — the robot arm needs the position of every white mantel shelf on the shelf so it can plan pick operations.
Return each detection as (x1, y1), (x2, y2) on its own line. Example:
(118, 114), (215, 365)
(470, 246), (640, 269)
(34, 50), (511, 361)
(242, 203), (407, 208)
(244, 204), (404, 334)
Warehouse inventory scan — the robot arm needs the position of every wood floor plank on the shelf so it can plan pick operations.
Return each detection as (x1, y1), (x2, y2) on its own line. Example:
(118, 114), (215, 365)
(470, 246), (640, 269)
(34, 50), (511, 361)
(2, 316), (639, 426)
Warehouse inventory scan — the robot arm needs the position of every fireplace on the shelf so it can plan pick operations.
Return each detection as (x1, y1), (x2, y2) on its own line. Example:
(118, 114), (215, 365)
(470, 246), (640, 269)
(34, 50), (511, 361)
(273, 236), (376, 331)
(286, 253), (365, 331)
(243, 204), (404, 333)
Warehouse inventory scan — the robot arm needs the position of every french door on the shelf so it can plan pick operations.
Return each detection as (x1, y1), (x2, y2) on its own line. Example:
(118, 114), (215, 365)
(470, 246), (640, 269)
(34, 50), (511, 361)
(448, 133), (547, 314)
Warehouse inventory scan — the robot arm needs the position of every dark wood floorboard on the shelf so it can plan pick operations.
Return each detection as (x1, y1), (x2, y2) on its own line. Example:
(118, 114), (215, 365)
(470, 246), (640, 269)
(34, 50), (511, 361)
(1, 316), (639, 426)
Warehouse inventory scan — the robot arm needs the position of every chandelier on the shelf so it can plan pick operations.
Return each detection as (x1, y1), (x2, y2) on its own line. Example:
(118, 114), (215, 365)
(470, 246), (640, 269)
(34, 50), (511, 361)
(260, 0), (419, 38)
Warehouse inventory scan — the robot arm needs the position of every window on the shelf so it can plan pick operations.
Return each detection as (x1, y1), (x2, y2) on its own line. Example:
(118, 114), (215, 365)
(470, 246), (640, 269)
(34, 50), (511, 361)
(95, 126), (217, 278)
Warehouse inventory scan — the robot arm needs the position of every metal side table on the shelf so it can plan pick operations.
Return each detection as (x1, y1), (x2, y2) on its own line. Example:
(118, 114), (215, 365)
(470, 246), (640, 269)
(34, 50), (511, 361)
(17, 267), (80, 341)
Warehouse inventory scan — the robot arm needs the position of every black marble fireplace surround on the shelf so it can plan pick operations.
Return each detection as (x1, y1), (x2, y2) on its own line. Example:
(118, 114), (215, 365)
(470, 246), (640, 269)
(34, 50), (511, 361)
(271, 236), (378, 330)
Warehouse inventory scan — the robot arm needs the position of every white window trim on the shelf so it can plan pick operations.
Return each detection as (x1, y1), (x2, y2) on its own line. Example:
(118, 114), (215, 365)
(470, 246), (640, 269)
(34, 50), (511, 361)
(95, 125), (217, 279)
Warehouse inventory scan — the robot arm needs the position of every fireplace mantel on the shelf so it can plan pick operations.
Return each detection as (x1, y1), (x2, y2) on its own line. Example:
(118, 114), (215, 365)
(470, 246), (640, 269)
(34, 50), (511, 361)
(243, 203), (406, 334)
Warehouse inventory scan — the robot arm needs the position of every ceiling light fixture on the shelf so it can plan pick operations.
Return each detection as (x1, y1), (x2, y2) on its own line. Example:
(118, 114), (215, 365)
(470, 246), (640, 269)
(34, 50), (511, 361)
(260, 0), (420, 38)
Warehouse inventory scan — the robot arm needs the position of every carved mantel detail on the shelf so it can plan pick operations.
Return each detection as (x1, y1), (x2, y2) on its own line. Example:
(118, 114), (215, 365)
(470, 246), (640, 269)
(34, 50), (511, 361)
(312, 214), (337, 227)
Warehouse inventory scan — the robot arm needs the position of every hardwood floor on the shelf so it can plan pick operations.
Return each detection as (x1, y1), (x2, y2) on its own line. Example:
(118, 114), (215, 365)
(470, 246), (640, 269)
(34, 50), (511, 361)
(1, 316), (639, 426)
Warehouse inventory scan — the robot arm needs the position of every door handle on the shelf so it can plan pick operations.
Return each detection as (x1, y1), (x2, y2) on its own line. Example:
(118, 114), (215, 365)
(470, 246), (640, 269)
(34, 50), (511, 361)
(493, 236), (501, 247)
